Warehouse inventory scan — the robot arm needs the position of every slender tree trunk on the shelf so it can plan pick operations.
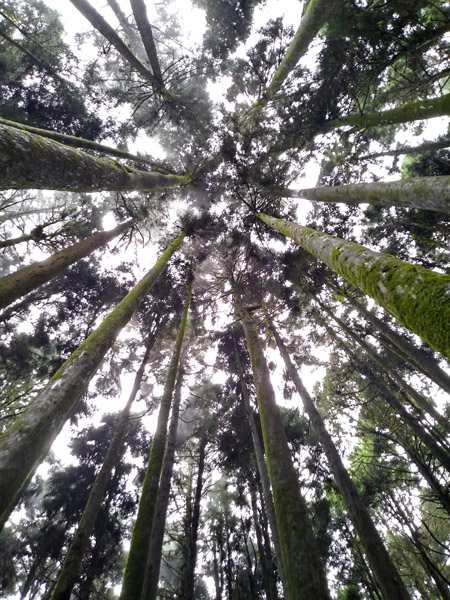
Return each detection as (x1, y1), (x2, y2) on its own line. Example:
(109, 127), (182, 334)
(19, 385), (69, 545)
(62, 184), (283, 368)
(346, 294), (450, 397)
(0, 123), (187, 192)
(130, 0), (163, 85)
(258, 212), (450, 361)
(0, 231), (185, 529)
(106, 0), (148, 63)
(0, 219), (135, 310)
(233, 287), (330, 600)
(232, 330), (288, 598)
(180, 433), (207, 600)
(68, 0), (162, 89)
(120, 278), (192, 600)
(141, 364), (185, 600)
(360, 137), (450, 160)
(268, 318), (411, 600)
(0, 117), (166, 170)
(260, 0), (337, 105)
(50, 336), (156, 600)
(284, 176), (450, 213)
(325, 93), (450, 131)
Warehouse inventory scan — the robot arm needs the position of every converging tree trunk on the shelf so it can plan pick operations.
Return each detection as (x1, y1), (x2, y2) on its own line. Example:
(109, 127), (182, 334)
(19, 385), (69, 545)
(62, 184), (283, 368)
(0, 231), (186, 529)
(120, 277), (192, 600)
(258, 213), (450, 361)
(0, 219), (135, 310)
(283, 176), (450, 213)
(0, 123), (187, 191)
(359, 137), (450, 160)
(50, 335), (156, 600)
(130, 0), (163, 85)
(268, 318), (411, 600)
(233, 287), (330, 600)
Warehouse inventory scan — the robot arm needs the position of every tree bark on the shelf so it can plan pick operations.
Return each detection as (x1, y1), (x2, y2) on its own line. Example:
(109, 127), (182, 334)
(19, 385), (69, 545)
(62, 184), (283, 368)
(268, 318), (411, 600)
(130, 0), (163, 85)
(258, 212), (450, 362)
(0, 123), (187, 192)
(0, 219), (135, 310)
(120, 278), (192, 600)
(68, 0), (162, 89)
(359, 138), (450, 160)
(50, 336), (156, 600)
(0, 231), (185, 529)
(325, 93), (450, 131)
(284, 176), (450, 214)
(233, 287), (330, 600)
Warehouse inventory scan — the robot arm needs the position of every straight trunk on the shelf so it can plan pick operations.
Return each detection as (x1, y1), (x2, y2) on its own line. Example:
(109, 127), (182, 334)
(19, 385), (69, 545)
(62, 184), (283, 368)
(141, 364), (184, 600)
(106, 0), (148, 63)
(258, 213), (450, 361)
(284, 176), (450, 214)
(0, 219), (135, 310)
(268, 319), (411, 600)
(130, 0), (163, 85)
(0, 123), (186, 192)
(233, 331), (288, 598)
(325, 93), (450, 131)
(0, 231), (185, 528)
(69, 0), (161, 89)
(233, 288), (330, 600)
(120, 278), (192, 600)
(360, 138), (450, 160)
(347, 295), (450, 397)
(50, 337), (155, 600)
(0, 117), (166, 169)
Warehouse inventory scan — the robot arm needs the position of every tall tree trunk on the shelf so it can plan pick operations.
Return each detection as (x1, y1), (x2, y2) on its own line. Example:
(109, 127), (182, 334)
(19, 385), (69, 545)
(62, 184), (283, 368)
(360, 137), (450, 160)
(346, 294), (450, 397)
(258, 213), (450, 361)
(0, 123), (187, 192)
(106, 0), (148, 63)
(0, 219), (135, 310)
(50, 335), (156, 600)
(68, 0), (162, 89)
(232, 330), (288, 598)
(0, 231), (185, 529)
(180, 433), (207, 600)
(141, 363), (185, 600)
(0, 117), (166, 169)
(268, 318), (411, 600)
(283, 176), (450, 213)
(130, 0), (163, 85)
(233, 287), (330, 600)
(120, 278), (192, 600)
(325, 93), (450, 131)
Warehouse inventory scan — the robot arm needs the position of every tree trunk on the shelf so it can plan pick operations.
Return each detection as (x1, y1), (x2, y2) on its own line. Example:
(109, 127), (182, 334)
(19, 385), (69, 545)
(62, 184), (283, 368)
(232, 330), (288, 598)
(141, 364), (185, 600)
(130, 0), (163, 85)
(0, 231), (185, 529)
(68, 0), (161, 89)
(360, 137), (450, 160)
(0, 219), (134, 310)
(258, 213), (450, 361)
(233, 287), (330, 600)
(106, 0), (148, 63)
(268, 318), (411, 600)
(50, 336), (156, 600)
(347, 294), (450, 398)
(0, 123), (187, 192)
(0, 117), (166, 169)
(326, 93), (450, 131)
(284, 176), (450, 213)
(120, 278), (192, 600)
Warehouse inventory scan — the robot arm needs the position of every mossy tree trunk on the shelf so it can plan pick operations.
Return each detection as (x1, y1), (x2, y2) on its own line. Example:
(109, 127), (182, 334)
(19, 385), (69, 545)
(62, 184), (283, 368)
(258, 213), (450, 361)
(325, 93), (450, 131)
(0, 219), (135, 310)
(284, 176), (450, 213)
(120, 278), (192, 600)
(69, 0), (162, 90)
(233, 288), (330, 600)
(50, 335), (156, 600)
(0, 123), (187, 191)
(268, 318), (411, 600)
(360, 137), (450, 160)
(0, 231), (185, 529)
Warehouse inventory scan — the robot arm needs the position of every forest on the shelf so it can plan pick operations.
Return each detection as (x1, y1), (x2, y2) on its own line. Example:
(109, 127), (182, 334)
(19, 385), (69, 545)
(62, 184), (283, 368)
(0, 0), (450, 598)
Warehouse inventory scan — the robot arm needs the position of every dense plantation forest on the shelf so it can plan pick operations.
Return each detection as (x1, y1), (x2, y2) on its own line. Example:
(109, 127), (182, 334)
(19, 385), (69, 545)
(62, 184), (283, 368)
(1, 0), (450, 598)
